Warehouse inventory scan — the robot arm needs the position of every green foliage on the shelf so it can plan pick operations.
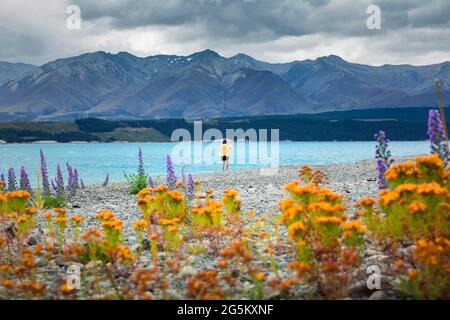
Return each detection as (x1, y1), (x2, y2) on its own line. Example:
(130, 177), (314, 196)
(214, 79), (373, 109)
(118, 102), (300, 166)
(43, 194), (68, 208)
(124, 172), (148, 195)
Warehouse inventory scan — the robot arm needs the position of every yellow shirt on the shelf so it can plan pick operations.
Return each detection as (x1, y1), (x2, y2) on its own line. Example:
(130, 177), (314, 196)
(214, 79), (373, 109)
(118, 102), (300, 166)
(220, 144), (230, 157)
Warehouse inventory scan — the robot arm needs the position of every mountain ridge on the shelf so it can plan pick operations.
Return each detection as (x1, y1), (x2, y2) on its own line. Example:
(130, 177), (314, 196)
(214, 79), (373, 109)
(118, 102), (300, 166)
(0, 50), (449, 121)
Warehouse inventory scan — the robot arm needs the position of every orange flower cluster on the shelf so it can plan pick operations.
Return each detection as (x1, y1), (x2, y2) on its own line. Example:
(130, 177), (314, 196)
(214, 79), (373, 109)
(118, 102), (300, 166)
(385, 154), (449, 188)
(186, 270), (222, 300)
(71, 215), (84, 224)
(137, 185), (185, 221)
(222, 189), (241, 222)
(129, 267), (158, 299)
(398, 237), (450, 299)
(96, 209), (123, 233)
(280, 177), (365, 298)
(287, 221), (305, 241)
(2, 190), (30, 213)
(219, 240), (252, 263)
(362, 155), (450, 241)
(298, 166), (327, 185)
(133, 219), (148, 231)
(356, 197), (375, 208)
(385, 161), (418, 184)
(413, 237), (450, 271)
(191, 199), (223, 229)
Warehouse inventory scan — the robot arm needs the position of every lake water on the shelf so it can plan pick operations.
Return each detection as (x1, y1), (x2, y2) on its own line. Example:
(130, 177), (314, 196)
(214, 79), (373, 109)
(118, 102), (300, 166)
(0, 141), (429, 185)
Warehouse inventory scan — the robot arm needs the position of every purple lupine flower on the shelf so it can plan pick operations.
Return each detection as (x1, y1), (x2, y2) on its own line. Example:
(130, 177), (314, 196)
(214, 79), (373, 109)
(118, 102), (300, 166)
(80, 179), (85, 189)
(55, 164), (65, 198)
(102, 174), (109, 187)
(166, 154), (176, 189)
(51, 179), (57, 193)
(73, 168), (79, 189)
(7, 168), (17, 191)
(186, 173), (195, 201)
(19, 166), (32, 193)
(66, 162), (74, 186)
(427, 109), (449, 164)
(375, 130), (394, 189)
(40, 149), (50, 196)
(0, 173), (5, 183)
(137, 146), (145, 176)
(148, 176), (155, 188)
(66, 163), (79, 195)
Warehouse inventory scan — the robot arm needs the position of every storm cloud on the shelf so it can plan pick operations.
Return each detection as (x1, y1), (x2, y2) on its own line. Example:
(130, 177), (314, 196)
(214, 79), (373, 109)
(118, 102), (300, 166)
(1, 0), (449, 66)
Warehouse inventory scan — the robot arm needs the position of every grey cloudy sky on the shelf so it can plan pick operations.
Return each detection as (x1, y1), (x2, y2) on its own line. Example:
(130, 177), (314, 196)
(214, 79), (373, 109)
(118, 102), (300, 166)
(1, 0), (449, 66)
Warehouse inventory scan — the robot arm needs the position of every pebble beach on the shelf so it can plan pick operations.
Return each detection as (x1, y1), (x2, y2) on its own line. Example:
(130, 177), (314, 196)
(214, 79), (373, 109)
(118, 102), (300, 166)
(57, 158), (403, 299)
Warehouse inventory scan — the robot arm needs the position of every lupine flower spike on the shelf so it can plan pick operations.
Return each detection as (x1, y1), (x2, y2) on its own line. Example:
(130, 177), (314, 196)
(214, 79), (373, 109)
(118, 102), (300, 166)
(102, 174), (109, 187)
(40, 149), (50, 196)
(138, 146), (145, 176)
(186, 173), (195, 202)
(56, 164), (65, 198)
(375, 130), (394, 189)
(7, 168), (17, 191)
(166, 154), (176, 189)
(148, 176), (155, 188)
(427, 109), (449, 165)
(19, 166), (32, 193)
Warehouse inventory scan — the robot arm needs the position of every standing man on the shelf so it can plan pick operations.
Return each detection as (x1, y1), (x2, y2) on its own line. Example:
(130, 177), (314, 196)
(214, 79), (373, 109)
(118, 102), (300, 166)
(220, 139), (231, 173)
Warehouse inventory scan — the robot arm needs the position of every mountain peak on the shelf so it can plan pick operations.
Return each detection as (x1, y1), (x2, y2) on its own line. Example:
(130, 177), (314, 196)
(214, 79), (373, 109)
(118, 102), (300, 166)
(190, 49), (221, 58)
(231, 53), (255, 61)
(316, 55), (346, 64)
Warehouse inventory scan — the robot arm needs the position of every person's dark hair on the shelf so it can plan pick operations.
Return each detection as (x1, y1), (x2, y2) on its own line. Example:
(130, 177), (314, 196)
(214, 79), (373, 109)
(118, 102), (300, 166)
(223, 139), (227, 144)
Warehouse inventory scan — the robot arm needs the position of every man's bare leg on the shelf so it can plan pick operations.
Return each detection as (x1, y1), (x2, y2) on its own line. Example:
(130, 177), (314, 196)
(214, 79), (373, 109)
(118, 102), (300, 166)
(226, 159), (229, 173)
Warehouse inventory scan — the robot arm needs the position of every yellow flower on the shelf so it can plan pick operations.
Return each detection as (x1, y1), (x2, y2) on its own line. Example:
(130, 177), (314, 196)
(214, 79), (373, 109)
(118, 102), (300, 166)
(287, 221), (305, 240)
(53, 208), (67, 216)
(416, 154), (444, 171)
(356, 197), (375, 208)
(55, 216), (67, 226)
(24, 207), (38, 215)
(137, 188), (152, 198)
(43, 211), (52, 219)
(256, 272), (265, 281)
(407, 269), (417, 280)
(95, 209), (114, 221)
(153, 185), (169, 193)
(158, 218), (180, 226)
(408, 201), (428, 215)
(167, 225), (178, 233)
(71, 215), (84, 223)
(314, 216), (342, 225)
(217, 260), (227, 268)
(133, 219), (148, 230)
(223, 189), (238, 198)
(168, 189), (184, 202)
(341, 220), (366, 233)
(416, 182), (446, 196)
(6, 190), (30, 200)
(278, 198), (293, 212)
(385, 161), (418, 181)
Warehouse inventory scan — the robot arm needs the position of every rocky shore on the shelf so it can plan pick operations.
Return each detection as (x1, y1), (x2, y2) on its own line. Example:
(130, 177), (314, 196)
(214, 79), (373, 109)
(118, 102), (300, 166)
(70, 159), (381, 228)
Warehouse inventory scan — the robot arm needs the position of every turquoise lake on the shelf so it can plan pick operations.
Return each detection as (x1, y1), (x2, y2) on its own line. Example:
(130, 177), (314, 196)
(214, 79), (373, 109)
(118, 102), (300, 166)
(0, 141), (429, 185)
